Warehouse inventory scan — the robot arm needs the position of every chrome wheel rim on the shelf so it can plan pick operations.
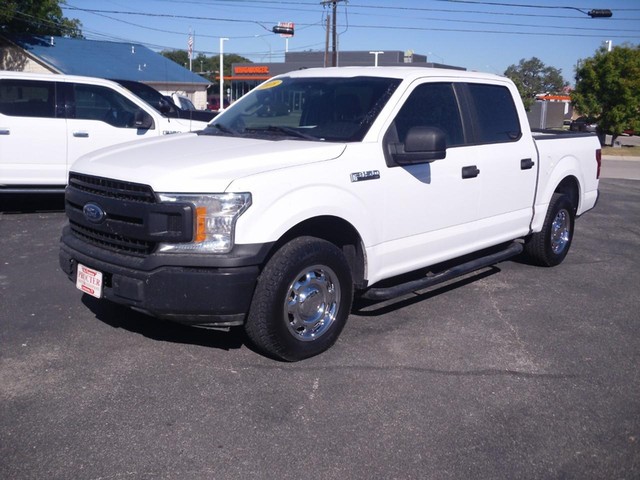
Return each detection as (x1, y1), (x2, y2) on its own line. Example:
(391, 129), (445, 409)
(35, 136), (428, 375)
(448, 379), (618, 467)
(550, 209), (571, 254)
(284, 265), (340, 341)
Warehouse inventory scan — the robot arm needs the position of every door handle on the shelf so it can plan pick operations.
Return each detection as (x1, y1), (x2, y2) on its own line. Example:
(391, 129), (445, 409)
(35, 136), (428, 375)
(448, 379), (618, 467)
(73, 131), (89, 138)
(0, 128), (10, 135)
(521, 158), (535, 170)
(462, 165), (480, 179)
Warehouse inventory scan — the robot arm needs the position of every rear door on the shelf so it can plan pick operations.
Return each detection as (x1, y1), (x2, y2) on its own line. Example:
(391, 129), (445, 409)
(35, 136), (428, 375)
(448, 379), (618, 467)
(462, 82), (538, 243)
(65, 81), (157, 167)
(0, 78), (67, 186)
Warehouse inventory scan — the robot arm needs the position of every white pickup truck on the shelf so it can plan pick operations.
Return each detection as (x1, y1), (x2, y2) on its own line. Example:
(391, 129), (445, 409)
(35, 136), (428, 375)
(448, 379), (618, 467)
(0, 71), (209, 192)
(59, 67), (601, 361)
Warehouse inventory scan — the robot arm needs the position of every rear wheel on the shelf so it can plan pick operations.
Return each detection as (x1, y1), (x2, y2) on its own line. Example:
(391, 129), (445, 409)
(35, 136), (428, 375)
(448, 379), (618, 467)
(245, 237), (353, 361)
(524, 193), (575, 267)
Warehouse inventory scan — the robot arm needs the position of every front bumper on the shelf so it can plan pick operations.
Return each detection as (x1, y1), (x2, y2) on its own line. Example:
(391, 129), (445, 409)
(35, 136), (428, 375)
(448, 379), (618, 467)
(59, 226), (271, 326)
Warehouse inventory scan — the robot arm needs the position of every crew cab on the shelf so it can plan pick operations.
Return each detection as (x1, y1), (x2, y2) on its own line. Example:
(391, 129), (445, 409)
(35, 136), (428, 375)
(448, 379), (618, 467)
(111, 79), (217, 124)
(59, 67), (601, 360)
(0, 71), (210, 193)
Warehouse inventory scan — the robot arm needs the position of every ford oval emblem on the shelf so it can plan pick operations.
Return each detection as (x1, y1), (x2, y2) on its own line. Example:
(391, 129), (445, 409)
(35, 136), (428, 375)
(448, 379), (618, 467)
(83, 202), (106, 223)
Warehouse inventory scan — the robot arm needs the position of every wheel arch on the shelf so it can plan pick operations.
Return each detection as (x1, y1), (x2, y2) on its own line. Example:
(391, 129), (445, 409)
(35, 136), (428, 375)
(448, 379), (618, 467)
(532, 172), (582, 233)
(266, 215), (367, 289)
(553, 175), (580, 213)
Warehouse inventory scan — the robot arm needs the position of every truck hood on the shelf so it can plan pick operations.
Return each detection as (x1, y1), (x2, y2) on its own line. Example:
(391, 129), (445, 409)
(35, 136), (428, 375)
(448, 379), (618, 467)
(71, 133), (347, 193)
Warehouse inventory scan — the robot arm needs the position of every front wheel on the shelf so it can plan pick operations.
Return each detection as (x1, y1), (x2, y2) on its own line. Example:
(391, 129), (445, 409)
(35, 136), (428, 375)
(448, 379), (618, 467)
(245, 237), (353, 361)
(524, 193), (575, 267)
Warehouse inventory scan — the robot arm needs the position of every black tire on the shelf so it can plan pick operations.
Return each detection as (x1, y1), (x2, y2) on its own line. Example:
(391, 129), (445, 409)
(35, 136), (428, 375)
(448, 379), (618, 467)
(524, 193), (575, 267)
(245, 236), (353, 361)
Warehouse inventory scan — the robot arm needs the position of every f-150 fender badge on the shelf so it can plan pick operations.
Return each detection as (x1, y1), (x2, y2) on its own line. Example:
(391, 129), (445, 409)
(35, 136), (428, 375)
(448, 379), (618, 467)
(350, 170), (380, 182)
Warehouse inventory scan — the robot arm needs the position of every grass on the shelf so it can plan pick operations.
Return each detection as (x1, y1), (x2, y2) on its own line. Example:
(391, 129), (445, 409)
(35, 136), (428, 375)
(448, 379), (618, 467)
(602, 145), (640, 157)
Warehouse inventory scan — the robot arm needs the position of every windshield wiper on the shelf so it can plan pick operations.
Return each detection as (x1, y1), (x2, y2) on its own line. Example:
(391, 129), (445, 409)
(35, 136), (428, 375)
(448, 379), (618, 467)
(208, 123), (239, 135)
(248, 126), (320, 141)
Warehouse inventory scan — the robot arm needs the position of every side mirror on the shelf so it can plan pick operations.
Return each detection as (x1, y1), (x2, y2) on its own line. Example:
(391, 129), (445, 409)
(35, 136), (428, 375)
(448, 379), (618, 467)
(388, 126), (447, 165)
(158, 97), (174, 114)
(134, 109), (154, 130)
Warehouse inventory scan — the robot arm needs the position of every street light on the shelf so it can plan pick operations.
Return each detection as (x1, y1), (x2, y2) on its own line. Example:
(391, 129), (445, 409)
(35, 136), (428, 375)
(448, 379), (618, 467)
(369, 51), (384, 67)
(219, 37), (229, 112)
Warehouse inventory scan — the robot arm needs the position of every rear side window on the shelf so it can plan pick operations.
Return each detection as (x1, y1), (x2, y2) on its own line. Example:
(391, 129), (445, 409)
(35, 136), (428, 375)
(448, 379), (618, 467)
(72, 84), (141, 128)
(0, 79), (56, 118)
(467, 83), (521, 143)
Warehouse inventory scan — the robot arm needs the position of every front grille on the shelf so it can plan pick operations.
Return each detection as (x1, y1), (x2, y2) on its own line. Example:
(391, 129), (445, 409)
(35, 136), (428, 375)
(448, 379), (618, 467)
(66, 174), (193, 256)
(69, 173), (156, 203)
(70, 220), (155, 255)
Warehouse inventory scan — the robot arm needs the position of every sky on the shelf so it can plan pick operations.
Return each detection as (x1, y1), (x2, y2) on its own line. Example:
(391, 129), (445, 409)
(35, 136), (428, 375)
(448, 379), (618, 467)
(61, 0), (640, 86)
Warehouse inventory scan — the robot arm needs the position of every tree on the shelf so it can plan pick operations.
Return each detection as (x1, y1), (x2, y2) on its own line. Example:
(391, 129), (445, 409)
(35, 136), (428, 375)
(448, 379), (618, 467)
(160, 49), (252, 84)
(504, 57), (567, 111)
(160, 50), (253, 104)
(572, 44), (640, 146)
(160, 49), (189, 68)
(0, 0), (82, 38)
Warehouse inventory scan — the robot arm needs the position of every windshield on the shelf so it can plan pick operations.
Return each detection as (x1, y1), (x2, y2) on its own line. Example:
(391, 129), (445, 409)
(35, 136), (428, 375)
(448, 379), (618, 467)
(112, 79), (180, 118)
(202, 76), (401, 142)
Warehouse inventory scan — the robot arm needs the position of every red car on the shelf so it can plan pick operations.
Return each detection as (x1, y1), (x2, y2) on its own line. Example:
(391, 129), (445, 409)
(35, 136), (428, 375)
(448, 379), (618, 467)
(207, 98), (230, 111)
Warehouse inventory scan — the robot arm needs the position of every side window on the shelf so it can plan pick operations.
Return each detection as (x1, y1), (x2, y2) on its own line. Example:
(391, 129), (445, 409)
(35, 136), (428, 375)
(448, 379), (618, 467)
(467, 83), (521, 143)
(392, 82), (464, 147)
(72, 84), (140, 128)
(0, 79), (56, 118)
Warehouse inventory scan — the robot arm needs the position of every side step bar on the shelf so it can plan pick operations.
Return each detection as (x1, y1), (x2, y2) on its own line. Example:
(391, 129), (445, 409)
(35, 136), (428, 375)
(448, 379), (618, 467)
(361, 241), (523, 301)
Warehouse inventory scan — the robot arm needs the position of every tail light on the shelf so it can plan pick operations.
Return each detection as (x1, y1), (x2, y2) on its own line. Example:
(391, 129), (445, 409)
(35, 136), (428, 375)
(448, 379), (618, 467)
(595, 149), (601, 179)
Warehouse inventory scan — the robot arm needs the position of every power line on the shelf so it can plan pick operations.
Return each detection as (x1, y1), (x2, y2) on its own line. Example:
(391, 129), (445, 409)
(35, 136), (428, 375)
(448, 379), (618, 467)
(345, 2), (640, 21)
(63, 6), (640, 35)
(346, 23), (636, 39)
(431, 0), (638, 12)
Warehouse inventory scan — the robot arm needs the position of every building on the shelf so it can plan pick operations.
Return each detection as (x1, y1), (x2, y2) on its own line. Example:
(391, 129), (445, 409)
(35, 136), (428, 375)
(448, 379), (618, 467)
(223, 50), (464, 102)
(527, 94), (574, 129)
(0, 35), (210, 108)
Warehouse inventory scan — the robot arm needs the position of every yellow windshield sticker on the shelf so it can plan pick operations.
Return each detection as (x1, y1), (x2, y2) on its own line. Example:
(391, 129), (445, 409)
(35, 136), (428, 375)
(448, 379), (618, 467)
(257, 80), (283, 90)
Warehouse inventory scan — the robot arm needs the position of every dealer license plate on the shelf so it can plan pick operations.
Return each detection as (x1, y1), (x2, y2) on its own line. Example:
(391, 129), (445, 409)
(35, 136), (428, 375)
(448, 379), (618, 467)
(76, 263), (103, 298)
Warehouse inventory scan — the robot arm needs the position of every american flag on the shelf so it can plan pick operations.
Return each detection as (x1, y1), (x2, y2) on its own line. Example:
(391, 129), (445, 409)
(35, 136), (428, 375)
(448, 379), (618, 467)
(187, 33), (194, 59)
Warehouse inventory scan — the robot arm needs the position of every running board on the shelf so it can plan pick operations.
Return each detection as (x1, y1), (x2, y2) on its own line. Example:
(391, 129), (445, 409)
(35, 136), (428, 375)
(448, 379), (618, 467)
(361, 241), (523, 301)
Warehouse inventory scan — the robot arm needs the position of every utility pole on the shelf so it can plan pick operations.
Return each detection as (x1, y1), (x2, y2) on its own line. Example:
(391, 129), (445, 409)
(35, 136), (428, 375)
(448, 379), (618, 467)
(331, 1), (337, 66)
(324, 13), (330, 67)
(321, 0), (346, 67)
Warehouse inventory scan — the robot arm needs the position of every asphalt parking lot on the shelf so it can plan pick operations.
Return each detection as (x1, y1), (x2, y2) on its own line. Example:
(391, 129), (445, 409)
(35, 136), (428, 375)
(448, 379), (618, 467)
(1, 175), (639, 479)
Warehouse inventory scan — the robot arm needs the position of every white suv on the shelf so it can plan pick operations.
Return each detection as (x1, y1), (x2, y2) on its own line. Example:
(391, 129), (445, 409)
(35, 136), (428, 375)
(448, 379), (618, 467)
(0, 71), (209, 192)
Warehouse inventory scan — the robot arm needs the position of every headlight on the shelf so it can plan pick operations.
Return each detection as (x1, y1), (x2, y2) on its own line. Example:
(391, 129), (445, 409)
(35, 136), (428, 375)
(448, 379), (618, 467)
(157, 193), (251, 253)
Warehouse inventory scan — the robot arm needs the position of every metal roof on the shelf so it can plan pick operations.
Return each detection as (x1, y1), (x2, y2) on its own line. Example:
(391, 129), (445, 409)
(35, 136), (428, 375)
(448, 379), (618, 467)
(6, 35), (209, 85)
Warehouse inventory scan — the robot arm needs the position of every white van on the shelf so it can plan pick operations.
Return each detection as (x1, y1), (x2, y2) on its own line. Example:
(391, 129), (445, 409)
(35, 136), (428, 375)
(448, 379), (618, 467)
(0, 71), (209, 193)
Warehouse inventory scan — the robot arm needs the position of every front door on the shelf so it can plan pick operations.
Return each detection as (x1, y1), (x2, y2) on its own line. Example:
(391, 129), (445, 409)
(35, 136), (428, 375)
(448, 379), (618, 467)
(374, 81), (483, 281)
(65, 82), (156, 168)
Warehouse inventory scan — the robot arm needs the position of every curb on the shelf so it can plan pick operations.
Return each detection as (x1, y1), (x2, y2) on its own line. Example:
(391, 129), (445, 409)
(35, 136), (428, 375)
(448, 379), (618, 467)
(602, 155), (640, 162)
